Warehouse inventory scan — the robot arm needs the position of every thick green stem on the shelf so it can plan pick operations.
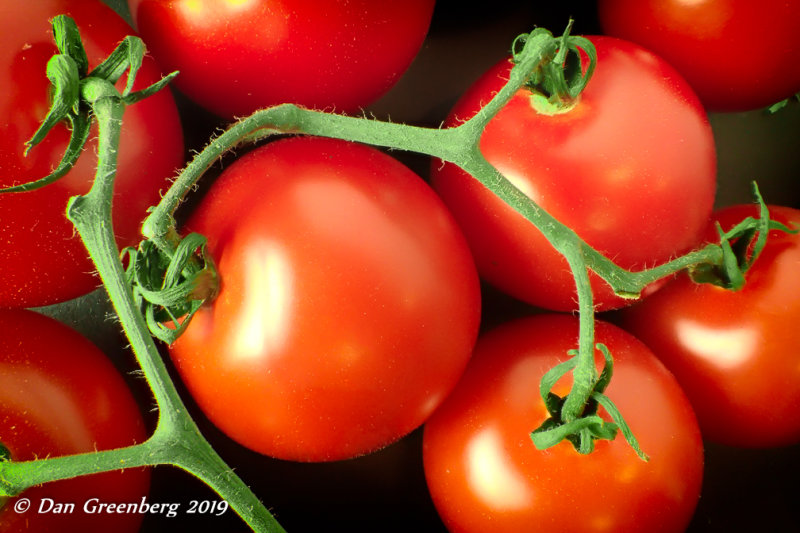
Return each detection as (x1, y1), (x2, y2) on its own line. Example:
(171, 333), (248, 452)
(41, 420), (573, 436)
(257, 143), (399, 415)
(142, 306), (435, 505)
(60, 92), (285, 533)
(3, 17), (762, 530)
(559, 246), (598, 424)
(142, 105), (468, 250)
(1, 445), (151, 498)
(137, 27), (732, 461)
(142, 30), (559, 248)
(66, 97), (181, 416)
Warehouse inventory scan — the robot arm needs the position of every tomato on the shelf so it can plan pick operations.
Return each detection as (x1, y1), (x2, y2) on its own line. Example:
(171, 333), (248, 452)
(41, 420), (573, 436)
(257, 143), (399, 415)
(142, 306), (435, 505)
(0, 309), (150, 533)
(127, 0), (435, 119)
(423, 313), (703, 533)
(430, 36), (716, 313)
(598, 0), (800, 112)
(168, 136), (481, 462)
(617, 204), (800, 448)
(0, 0), (184, 308)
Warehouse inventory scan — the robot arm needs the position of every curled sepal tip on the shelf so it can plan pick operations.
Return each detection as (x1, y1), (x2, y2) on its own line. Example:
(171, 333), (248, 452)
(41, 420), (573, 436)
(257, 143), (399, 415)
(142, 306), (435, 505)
(1, 14), (177, 195)
(530, 343), (649, 461)
(23, 15), (90, 157)
(512, 19), (596, 111)
(123, 232), (218, 344)
(688, 182), (798, 290)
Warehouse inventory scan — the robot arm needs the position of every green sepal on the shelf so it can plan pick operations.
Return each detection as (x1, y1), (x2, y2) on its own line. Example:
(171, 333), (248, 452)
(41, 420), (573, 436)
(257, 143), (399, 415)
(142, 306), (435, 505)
(512, 19), (597, 109)
(538, 356), (578, 418)
(52, 15), (88, 77)
(122, 70), (179, 106)
(89, 36), (145, 94)
(2, 112), (90, 193)
(530, 343), (646, 459)
(688, 182), (798, 289)
(5, 15), (178, 196)
(124, 232), (218, 344)
(23, 54), (81, 155)
(592, 392), (649, 461)
(531, 415), (613, 451)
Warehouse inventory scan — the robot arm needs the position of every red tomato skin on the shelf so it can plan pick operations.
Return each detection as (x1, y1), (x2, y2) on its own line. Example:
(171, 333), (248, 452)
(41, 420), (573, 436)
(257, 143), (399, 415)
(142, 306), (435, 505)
(0, 0), (184, 308)
(169, 136), (481, 462)
(423, 314), (703, 533)
(431, 36), (716, 312)
(598, 0), (800, 112)
(617, 205), (800, 448)
(0, 309), (149, 533)
(127, 0), (434, 119)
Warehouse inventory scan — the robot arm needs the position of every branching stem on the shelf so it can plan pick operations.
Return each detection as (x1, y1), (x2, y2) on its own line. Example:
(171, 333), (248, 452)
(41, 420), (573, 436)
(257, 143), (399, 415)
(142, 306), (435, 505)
(0, 17), (771, 532)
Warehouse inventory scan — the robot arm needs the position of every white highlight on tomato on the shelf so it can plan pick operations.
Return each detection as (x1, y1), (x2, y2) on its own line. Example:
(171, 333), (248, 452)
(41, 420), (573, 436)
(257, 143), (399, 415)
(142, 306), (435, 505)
(675, 319), (757, 369)
(233, 240), (293, 361)
(465, 426), (533, 510)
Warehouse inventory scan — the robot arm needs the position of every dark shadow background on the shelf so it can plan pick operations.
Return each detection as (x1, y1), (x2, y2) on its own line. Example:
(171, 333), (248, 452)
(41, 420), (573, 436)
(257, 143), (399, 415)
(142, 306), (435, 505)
(35, 1), (800, 531)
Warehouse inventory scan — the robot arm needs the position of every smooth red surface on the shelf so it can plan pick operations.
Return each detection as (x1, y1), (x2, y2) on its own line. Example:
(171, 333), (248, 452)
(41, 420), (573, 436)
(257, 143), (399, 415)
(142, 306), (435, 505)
(618, 205), (800, 448)
(0, 309), (149, 533)
(431, 36), (716, 312)
(128, 0), (434, 118)
(169, 136), (481, 462)
(0, 0), (184, 308)
(423, 314), (704, 533)
(599, 0), (800, 112)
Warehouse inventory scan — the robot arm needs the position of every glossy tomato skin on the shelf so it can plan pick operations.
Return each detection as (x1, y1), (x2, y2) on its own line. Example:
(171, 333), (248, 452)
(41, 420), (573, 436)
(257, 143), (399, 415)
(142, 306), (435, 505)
(169, 136), (481, 462)
(423, 314), (703, 533)
(598, 0), (800, 112)
(0, 309), (149, 533)
(127, 0), (434, 119)
(431, 36), (716, 312)
(617, 205), (800, 448)
(0, 0), (184, 308)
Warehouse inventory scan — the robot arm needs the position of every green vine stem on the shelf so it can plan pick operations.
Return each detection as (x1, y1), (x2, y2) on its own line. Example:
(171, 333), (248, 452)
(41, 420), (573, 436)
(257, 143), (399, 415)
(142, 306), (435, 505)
(139, 24), (754, 457)
(0, 17), (285, 533)
(0, 14), (786, 533)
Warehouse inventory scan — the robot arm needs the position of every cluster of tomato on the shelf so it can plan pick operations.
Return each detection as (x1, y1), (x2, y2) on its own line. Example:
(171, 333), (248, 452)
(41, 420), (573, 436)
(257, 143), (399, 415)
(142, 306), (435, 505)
(1, 1), (799, 532)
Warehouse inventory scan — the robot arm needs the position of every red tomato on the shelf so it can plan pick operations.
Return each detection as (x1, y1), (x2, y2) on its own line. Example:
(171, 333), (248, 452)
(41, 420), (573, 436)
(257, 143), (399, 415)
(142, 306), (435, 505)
(598, 0), (800, 112)
(617, 204), (800, 448)
(431, 36), (716, 312)
(127, 0), (435, 119)
(0, 0), (184, 308)
(169, 136), (481, 462)
(0, 309), (149, 533)
(423, 314), (703, 533)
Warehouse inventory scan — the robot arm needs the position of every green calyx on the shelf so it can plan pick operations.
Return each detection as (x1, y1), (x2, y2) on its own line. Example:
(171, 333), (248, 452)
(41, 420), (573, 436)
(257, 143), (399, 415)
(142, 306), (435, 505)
(512, 20), (596, 114)
(689, 183), (798, 290)
(0, 14), (177, 194)
(123, 231), (219, 344)
(530, 344), (649, 461)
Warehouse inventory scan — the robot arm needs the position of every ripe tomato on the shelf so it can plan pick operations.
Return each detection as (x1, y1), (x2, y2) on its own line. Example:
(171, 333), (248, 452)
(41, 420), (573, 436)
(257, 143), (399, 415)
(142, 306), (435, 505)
(127, 0), (435, 119)
(617, 204), (800, 448)
(0, 0), (184, 308)
(169, 136), (481, 462)
(0, 309), (149, 533)
(598, 0), (800, 112)
(430, 36), (716, 312)
(423, 314), (703, 533)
